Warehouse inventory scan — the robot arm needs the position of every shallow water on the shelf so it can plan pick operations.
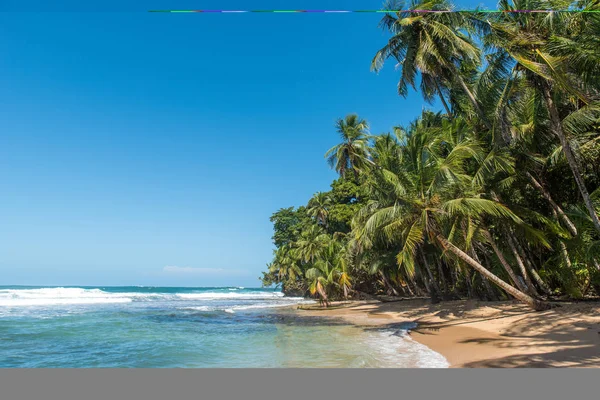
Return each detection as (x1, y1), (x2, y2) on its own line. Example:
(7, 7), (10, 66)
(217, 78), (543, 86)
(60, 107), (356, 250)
(0, 286), (448, 368)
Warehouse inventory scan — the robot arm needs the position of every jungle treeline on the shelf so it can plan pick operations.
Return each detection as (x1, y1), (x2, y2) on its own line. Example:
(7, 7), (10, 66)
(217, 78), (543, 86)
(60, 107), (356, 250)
(261, 0), (600, 310)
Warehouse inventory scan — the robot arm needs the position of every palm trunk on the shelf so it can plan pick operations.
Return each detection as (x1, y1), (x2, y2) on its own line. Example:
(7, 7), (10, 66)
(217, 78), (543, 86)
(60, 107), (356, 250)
(435, 80), (452, 117)
(483, 251), (508, 300)
(436, 234), (549, 310)
(420, 249), (441, 295)
(472, 249), (499, 301)
(482, 273), (499, 301)
(422, 276), (432, 296)
(435, 258), (449, 297)
(506, 234), (540, 297)
(514, 238), (552, 296)
(559, 240), (572, 269)
(454, 74), (492, 130)
(380, 271), (400, 297)
(464, 268), (474, 298)
(541, 82), (600, 235)
(452, 266), (460, 294)
(403, 279), (416, 297)
(316, 282), (329, 307)
(409, 275), (424, 297)
(551, 207), (574, 281)
(526, 172), (578, 237)
(483, 231), (530, 293)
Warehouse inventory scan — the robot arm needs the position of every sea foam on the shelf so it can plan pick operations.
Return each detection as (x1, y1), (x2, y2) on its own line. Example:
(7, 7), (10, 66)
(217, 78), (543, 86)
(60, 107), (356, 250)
(0, 287), (298, 307)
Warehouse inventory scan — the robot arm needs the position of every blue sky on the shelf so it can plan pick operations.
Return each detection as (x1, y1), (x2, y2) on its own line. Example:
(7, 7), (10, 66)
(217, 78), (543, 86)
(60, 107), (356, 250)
(0, 1), (495, 286)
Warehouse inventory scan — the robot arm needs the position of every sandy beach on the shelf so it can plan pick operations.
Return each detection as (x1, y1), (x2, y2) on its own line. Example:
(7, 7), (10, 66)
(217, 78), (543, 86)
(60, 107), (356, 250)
(295, 299), (600, 367)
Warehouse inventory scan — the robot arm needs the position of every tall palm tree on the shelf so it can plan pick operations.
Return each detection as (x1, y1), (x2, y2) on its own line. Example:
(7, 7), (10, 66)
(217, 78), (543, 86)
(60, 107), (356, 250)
(325, 114), (372, 178)
(372, 0), (490, 128)
(484, 0), (600, 234)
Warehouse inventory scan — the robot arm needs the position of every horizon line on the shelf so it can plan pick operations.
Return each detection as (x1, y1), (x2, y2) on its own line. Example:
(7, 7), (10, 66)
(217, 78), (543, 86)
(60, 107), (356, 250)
(148, 9), (600, 13)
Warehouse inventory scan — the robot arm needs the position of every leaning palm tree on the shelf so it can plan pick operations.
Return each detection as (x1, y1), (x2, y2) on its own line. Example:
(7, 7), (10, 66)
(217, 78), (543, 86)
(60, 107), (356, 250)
(325, 114), (372, 178)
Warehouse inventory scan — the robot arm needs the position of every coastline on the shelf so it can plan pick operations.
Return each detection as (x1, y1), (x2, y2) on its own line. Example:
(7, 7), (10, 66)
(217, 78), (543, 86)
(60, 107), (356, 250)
(292, 299), (600, 368)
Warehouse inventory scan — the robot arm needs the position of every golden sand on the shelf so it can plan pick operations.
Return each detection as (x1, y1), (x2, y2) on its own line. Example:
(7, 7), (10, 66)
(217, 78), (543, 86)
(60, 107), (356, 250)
(295, 299), (600, 367)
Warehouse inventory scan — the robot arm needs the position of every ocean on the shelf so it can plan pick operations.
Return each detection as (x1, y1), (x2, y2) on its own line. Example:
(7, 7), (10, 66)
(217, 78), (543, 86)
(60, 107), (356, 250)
(0, 286), (448, 368)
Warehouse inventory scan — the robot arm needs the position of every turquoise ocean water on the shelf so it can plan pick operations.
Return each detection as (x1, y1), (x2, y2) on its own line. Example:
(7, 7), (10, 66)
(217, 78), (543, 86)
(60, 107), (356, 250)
(0, 286), (448, 368)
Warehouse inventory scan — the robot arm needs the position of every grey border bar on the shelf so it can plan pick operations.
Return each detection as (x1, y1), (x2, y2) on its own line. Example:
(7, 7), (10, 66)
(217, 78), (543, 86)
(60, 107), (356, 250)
(1, 369), (597, 400)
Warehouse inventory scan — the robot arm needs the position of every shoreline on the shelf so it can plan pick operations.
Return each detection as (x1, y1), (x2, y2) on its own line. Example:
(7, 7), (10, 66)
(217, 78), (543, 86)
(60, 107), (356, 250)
(292, 299), (600, 367)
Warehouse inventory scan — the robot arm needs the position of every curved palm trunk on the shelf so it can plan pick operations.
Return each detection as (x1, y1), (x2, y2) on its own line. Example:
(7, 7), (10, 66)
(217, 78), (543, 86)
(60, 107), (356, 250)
(342, 281), (350, 299)
(482, 231), (530, 293)
(316, 282), (329, 307)
(506, 234), (540, 297)
(380, 271), (400, 297)
(514, 237), (552, 296)
(409, 275), (426, 297)
(559, 240), (572, 269)
(526, 172), (578, 237)
(403, 279), (415, 297)
(541, 82), (600, 235)
(436, 234), (549, 310)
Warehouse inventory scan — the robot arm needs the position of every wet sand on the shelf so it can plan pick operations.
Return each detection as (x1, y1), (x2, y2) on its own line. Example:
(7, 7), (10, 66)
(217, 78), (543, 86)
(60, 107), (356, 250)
(294, 299), (600, 367)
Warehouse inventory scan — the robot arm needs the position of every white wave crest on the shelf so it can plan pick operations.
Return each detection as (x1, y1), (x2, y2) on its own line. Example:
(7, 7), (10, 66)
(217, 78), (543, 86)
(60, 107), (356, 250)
(0, 287), (300, 307)
(176, 291), (287, 300)
(227, 300), (315, 313)
(0, 288), (133, 306)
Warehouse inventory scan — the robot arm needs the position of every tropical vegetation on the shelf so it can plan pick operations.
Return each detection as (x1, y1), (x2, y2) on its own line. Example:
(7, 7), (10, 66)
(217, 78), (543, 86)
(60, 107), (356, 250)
(261, 0), (600, 310)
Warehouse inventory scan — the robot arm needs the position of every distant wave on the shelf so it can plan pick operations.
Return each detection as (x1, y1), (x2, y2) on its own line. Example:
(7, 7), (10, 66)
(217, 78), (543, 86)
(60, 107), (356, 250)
(177, 292), (288, 300)
(224, 301), (313, 313)
(0, 287), (298, 307)
(0, 288), (134, 306)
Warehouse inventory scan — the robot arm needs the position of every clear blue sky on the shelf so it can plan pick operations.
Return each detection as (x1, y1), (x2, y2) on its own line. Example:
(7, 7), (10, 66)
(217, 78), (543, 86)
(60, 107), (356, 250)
(0, 1), (494, 287)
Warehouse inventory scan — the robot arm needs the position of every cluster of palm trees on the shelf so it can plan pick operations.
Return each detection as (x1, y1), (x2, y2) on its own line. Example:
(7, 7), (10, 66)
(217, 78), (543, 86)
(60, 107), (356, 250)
(262, 0), (600, 310)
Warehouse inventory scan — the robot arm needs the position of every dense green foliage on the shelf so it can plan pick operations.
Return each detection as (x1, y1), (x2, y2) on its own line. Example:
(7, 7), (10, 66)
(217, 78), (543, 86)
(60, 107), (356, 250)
(261, 0), (600, 309)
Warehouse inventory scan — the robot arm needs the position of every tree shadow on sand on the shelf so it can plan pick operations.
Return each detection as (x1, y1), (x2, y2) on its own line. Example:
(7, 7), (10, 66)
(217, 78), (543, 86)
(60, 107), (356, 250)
(325, 299), (600, 367)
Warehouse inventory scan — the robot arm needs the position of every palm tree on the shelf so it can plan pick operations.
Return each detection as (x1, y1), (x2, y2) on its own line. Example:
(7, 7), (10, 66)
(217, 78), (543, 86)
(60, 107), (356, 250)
(261, 3), (599, 305)
(270, 246), (302, 283)
(296, 225), (329, 263)
(372, 0), (490, 128)
(354, 116), (549, 310)
(307, 192), (332, 226)
(484, 0), (600, 234)
(305, 240), (351, 305)
(325, 114), (372, 178)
